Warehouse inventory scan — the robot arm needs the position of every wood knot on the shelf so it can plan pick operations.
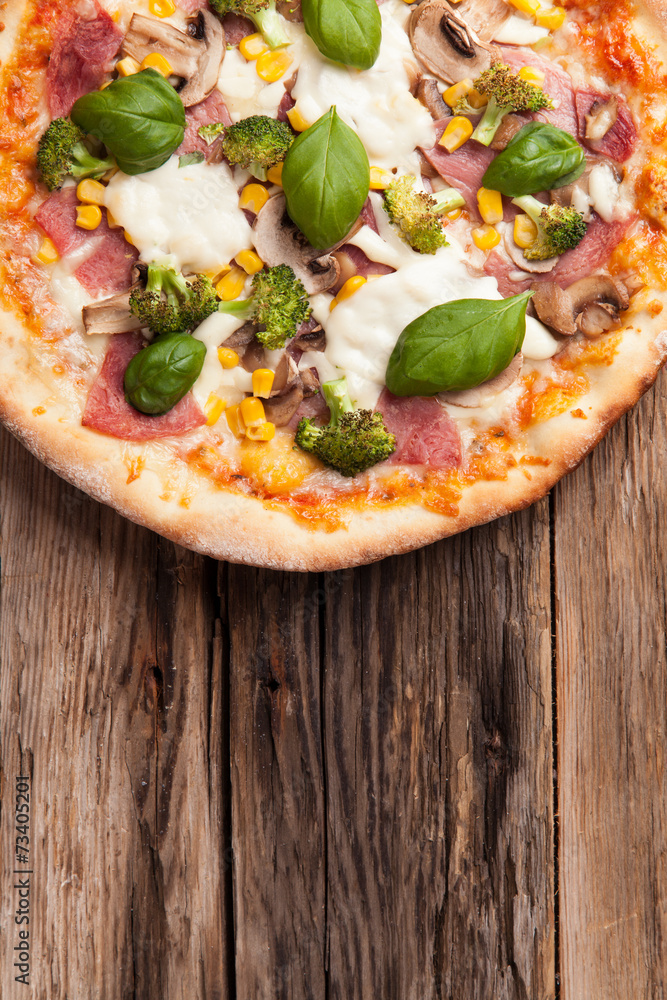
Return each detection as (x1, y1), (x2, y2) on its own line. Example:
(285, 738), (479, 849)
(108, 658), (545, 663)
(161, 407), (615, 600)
(484, 731), (508, 775)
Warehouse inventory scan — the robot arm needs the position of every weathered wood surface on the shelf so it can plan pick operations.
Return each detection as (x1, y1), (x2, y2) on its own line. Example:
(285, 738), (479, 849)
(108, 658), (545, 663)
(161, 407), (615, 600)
(1, 372), (666, 999)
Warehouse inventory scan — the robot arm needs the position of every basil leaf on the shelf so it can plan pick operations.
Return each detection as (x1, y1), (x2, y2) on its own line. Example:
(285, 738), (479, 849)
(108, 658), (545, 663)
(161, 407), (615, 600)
(282, 107), (370, 250)
(71, 70), (186, 176)
(302, 0), (382, 70)
(179, 151), (205, 167)
(124, 334), (206, 414)
(385, 293), (533, 396)
(482, 123), (586, 197)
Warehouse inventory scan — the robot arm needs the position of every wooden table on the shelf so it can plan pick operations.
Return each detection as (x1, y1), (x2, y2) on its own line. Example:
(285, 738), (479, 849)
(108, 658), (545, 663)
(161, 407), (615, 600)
(1, 370), (666, 999)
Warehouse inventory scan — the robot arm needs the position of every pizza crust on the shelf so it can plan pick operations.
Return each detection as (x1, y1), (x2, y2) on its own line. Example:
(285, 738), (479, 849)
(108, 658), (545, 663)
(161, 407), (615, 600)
(1, 0), (667, 570)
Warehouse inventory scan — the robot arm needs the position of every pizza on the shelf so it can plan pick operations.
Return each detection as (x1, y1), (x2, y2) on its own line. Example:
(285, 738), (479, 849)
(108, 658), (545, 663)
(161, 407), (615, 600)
(1, 0), (667, 570)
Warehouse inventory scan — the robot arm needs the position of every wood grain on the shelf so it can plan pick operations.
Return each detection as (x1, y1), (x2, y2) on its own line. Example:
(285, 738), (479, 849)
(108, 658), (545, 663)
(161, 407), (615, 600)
(322, 508), (554, 1000)
(555, 375), (667, 1000)
(0, 427), (230, 1000)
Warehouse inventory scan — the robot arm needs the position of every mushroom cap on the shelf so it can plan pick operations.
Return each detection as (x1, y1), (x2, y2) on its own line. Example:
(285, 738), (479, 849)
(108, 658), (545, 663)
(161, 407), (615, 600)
(439, 352), (523, 407)
(82, 289), (142, 336)
(121, 11), (225, 108)
(416, 78), (450, 121)
(408, 0), (498, 84)
(531, 275), (630, 337)
(252, 194), (342, 295)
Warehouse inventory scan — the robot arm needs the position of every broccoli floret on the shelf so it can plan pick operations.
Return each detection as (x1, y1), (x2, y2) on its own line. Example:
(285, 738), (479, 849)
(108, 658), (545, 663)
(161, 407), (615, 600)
(129, 264), (219, 335)
(295, 378), (396, 477)
(209, 0), (290, 49)
(249, 264), (311, 349)
(221, 116), (294, 179)
(512, 195), (588, 260)
(383, 176), (464, 254)
(456, 63), (553, 147)
(37, 118), (115, 191)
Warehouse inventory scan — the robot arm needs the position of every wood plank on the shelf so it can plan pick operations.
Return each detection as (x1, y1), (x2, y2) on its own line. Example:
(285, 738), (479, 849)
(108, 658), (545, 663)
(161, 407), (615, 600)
(323, 508), (555, 1000)
(0, 428), (230, 999)
(555, 378), (667, 1000)
(226, 565), (327, 1000)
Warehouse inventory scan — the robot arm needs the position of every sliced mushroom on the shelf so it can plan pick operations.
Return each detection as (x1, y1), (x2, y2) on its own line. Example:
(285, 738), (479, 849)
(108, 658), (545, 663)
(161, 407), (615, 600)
(531, 275), (630, 337)
(271, 352), (300, 395)
(504, 227), (558, 274)
(409, 0), (498, 85)
(585, 97), (619, 142)
(453, 0), (512, 43)
(82, 289), (142, 336)
(416, 78), (450, 120)
(490, 113), (525, 151)
(264, 384), (304, 426)
(300, 366), (321, 396)
(222, 320), (266, 370)
(439, 352), (523, 407)
(253, 194), (354, 294)
(121, 11), (224, 107)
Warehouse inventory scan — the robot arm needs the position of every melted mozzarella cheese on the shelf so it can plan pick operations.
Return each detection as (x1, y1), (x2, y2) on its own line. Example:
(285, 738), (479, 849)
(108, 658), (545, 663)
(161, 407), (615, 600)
(104, 158), (253, 273)
(290, 0), (435, 174)
(217, 48), (291, 121)
(191, 311), (254, 409)
(493, 13), (550, 44)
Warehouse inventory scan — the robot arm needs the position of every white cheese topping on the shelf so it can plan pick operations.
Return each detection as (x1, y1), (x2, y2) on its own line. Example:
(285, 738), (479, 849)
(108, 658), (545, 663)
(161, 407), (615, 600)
(191, 311), (254, 409)
(218, 47), (291, 122)
(493, 13), (550, 45)
(290, 0), (435, 174)
(104, 159), (253, 273)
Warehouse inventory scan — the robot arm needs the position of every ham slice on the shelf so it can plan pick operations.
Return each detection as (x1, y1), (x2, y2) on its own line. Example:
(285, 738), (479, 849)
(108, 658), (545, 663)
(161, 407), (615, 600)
(176, 0), (210, 12)
(35, 188), (139, 297)
(176, 91), (232, 158)
(47, 3), (123, 117)
(420, 123), (495, 218)
(484, 214), (636, 296)
(276, 91), (296, 122)
(337, 243), (394, 279)
(82, 333), (206, 441)
(377, 390), (462, 469)
(287, 392), (329, 431)
(500, 47), (578, 136)
(221, 11), (255, 44)
(575, 90), (638, 163)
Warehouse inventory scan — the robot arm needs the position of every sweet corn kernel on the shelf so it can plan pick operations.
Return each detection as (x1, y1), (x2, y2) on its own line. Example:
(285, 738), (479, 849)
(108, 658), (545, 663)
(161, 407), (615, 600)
(216, 266), (246, 301)
(106, 208), (120, 229)
(76, 205), (102, 230)
(472, 224), (501, 251)
(149, 0), (176, 15)
(330, 275), (367, 311)
(236, 249), (264, 275)
(477, 187), (504, 225)
(446, 207), (463, 221)
(246, 422), (276, 441)
(124, 230), (136, 245)
(443, 78), (473, 108)
(240, 395), (266, 427)
(35, 238), (59, 265)
(238, 183), (269, 214)
(218, 346), (240, 369)
(514, 213), (539, 249)
(76, 179), (106, 205)
(226, 403), (246, 438)
(509, 0), (540, 13)
(256, 50), (293, 83)
(239, 32), (269, 60)
(287, 106), (312, 132)
(116, 56), (141, 77)
(535, 5), (566, 28)
(267, 163), (283, 186)
(439, 116), (474, 153)
(205, 393), (227, 426)
(467, 88), (488, 109)
(252, 368), (275, 398)
(141, 53), (173, 76)
(369, 166), (393, 190)
(518, 66), (546, 85)
(110, 9), (121, 21)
